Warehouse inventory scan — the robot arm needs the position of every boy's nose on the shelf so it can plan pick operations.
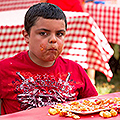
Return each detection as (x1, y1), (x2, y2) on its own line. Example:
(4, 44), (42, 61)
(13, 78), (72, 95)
(49, 34), (57, 43)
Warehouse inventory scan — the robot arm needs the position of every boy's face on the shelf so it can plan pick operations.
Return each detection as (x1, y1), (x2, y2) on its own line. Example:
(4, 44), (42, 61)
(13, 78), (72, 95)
(23, 17), (66, 67)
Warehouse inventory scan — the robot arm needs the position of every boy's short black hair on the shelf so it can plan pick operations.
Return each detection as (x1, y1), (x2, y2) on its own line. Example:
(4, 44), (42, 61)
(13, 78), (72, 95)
(24, 3), (67, 35)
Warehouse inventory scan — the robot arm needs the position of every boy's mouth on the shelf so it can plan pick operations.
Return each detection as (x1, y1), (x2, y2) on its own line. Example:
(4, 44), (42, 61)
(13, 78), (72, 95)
(49, 48), (57, 52)
(48, 47), (57, 51)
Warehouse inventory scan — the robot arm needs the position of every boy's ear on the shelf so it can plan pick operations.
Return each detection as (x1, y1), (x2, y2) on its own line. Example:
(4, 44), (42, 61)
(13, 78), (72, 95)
(22, 29), (29, 44)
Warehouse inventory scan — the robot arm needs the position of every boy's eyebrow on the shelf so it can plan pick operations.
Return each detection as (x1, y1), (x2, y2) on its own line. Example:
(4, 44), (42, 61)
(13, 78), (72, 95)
(58, 30), (66, 32)
(36, 28), (50, 32)
(36, 28), (66, 32)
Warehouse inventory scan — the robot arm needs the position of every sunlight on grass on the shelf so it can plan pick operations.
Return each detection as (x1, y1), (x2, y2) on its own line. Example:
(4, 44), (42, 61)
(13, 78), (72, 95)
(95, 70), (120, 95)
(96, 83), (115, 95)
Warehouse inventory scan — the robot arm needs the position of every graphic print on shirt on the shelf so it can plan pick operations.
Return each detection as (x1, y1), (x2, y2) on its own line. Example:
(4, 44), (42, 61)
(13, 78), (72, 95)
(12, 72), (79, 110)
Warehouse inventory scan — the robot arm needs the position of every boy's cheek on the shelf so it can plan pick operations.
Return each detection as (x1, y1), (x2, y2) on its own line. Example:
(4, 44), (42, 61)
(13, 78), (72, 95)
(40, 44), (45, 51)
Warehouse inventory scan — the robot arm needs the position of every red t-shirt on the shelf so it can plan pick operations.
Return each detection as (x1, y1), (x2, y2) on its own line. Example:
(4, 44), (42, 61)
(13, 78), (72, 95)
(0, 51), (98, 115)
(47, 0), (84, 12)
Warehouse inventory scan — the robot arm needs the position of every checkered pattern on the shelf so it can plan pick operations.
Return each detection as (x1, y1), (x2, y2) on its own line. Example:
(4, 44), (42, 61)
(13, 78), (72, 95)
(85, 3), (120, 45)
(0, 0), (40, 11)
(0, 11), (114, 81)
(0, 25), (28, 59)
(62, 12), (114, 82)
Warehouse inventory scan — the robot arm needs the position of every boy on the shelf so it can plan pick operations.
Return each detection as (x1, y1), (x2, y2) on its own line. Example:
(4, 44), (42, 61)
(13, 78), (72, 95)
(0, 3), (98, 115)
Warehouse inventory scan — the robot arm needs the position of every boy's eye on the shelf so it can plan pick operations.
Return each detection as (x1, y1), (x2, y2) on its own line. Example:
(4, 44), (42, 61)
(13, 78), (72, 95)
(56, 32), (64, 37)
(39, 32), (48, 36)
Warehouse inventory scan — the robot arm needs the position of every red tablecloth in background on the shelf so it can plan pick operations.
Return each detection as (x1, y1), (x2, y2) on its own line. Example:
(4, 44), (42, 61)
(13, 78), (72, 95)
(0, 0), (40, 11)
(85, 3), (120, 45)
(0, 92), (120, 120)
(0, 10), (114, 81)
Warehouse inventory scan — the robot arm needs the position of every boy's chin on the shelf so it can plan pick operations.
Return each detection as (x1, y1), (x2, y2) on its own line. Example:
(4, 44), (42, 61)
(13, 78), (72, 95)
(47, 55), (59, 61)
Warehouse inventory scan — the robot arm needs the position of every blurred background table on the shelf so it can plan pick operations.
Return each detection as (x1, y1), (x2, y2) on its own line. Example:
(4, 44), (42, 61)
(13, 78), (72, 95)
(0, 0), (40, 12)
(85, 2), (120, 45)
(85, 2), (120, 73)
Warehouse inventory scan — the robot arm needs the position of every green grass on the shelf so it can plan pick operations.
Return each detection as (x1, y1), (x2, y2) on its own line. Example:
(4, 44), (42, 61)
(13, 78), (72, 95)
(95, 67), (120, 95)
(85, 66), (120, 95)
(95, 44), (120, 95)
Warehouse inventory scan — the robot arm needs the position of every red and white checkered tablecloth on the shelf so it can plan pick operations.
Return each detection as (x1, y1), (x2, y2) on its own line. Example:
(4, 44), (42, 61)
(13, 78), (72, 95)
(0, 0), (40, 11)
(0, 10), (114, 81)
(85, 3), (120, 45)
